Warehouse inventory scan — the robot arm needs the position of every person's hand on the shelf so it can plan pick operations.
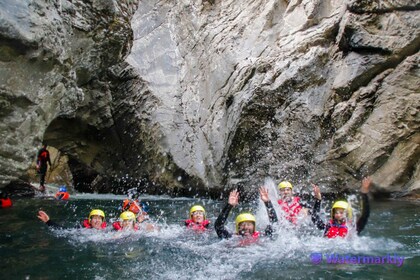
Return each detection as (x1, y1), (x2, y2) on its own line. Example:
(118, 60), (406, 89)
(137, 212), (149, 223)
(360, 177), (372, 194)
(312, 183), (322, 200)
(259, 186), (270, 202)
(228, 190), (239, 207)
(37, 211), (50, 223)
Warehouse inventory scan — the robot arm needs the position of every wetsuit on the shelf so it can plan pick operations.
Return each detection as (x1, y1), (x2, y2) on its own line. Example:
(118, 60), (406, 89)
(311, 193), (370, 237)
(37, 147), (51, 188)
(215, 201), (278, 239)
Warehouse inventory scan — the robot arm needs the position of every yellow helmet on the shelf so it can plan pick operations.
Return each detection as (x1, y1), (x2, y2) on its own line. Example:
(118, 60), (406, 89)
(235, 213), (256, 233)
(278, 181), (293, 189)
(189, 205), (206, 219)
(89, 209), (105, 222)
(120, 211), (136, 221)
(331, 201), (353, 220)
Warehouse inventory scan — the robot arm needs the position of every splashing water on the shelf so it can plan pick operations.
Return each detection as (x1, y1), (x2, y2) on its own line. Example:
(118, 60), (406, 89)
(0, 191), (418, 279)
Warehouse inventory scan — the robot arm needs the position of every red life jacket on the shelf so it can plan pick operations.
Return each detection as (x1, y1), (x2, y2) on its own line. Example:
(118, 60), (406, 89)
(185, 219), (210, 231)
(325, 219), (348, 238)
(82, 219), (107, 229)
(277, 196), (302, 224)
(112, 221), (139, 231)
(55, 192), (70, 200)
(237, 231), (260, 246)
(0, 198), (12, 208)
(38, 150), (49, 163)
(122, 199), (141, 214)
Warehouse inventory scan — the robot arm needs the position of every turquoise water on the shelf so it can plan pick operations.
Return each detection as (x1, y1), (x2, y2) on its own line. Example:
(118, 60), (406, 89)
(0, 193), (418, 279)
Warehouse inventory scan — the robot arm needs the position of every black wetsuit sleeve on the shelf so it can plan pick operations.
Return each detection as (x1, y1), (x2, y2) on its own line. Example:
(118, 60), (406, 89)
(356, 193), (370, 234)
(311, 199), (326, 230)
(45, 220), (65, 230)
(265, 201), (278, 223)
(263, 200), (278, 237)
(215, 204), (233, 239)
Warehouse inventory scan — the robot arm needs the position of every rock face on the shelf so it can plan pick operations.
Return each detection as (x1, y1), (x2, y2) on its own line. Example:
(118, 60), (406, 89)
(0, 0), (419, 197)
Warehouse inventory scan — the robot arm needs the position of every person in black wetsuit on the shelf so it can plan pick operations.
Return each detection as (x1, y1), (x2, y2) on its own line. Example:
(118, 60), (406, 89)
(215, 187), (278, 240)
(36, 143), (52, 192)
(37, 209), (107, 230)
(311, 177), (371, 238)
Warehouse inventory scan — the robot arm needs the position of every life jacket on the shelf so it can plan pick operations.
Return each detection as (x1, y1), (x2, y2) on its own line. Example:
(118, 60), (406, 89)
(325, 219), (348, 238)
(185, 219), (210, 231)
(38, 149), (49, 163)
(112, 221), (139, 231)
(237, 231), (260, 246)
(277, 196), (302, 224)
(82, 219), (107, 229)
(55, 192), (70, 200)
(0, 198), (12, 208)
(122, 199), (143, 214)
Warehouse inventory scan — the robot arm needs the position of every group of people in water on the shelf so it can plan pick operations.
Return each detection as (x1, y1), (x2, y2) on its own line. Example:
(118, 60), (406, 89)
(37, 177), (372, 243)
(37, 198), (157, 232)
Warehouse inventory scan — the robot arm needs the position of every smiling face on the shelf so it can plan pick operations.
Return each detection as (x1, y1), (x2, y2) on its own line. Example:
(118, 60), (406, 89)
(121, 219), (135, 230)
(89, 215), (104, 229)
(279, 187), (293, 201)
(333, 208), (346, 223)
(191, 210), (205, 224)
(238, 221), (255, 237)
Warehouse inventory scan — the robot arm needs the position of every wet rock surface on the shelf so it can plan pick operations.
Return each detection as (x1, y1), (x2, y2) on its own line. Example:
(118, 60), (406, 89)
(1, 0), (419, 197)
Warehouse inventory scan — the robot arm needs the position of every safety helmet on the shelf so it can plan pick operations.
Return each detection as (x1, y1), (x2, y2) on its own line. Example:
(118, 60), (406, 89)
(189, 205), (206, 219)
(278, 181), (293, 190)
(59, 186), (67, 193)
(331, 200), (353, 220)
(235, 213), (256, 233)
(120, 211), (136, 221)
(89, 209), (105, 222)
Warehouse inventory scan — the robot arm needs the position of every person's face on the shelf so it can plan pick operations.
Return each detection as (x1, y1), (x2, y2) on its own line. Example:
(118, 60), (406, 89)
(90, 215), (104, 229)
(333, 208), (346, 223)
(191, 211), (205, 223)
(238, 221), (255, 236)
(280, 187), (293, 200)
(121, 219), (135, 230)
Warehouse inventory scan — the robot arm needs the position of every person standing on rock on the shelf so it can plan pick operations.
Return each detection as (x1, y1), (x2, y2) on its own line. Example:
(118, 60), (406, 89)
(36, 143), (51, 192)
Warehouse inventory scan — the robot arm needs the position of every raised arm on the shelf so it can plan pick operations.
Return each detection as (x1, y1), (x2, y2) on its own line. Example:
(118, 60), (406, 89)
(259, 186), (278, 223)
(311, 184), (326, 230)
(356, 177), (371, 234)
(259, 186), (278, 237)
(37, 210), (64, 229)
(215, 190), (239, 239)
